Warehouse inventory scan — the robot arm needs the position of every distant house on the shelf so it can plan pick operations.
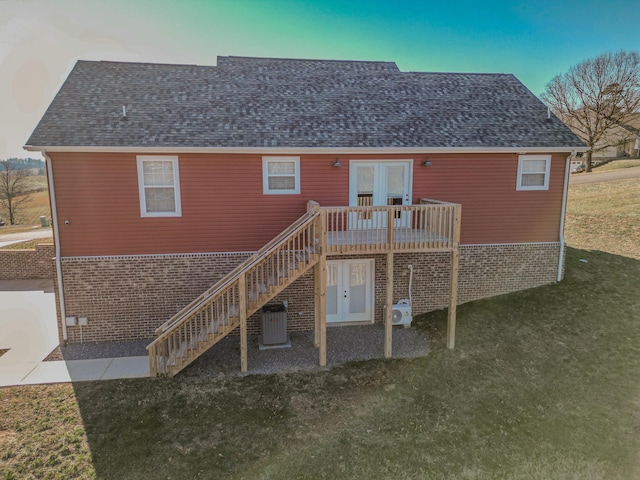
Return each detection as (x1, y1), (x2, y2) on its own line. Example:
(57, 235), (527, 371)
(615, 114), (640, 158)
(25, 56), (586, 376)
(577, 112), (640, 161)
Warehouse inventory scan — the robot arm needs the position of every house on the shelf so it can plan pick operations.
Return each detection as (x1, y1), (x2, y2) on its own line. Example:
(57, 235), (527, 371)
(565, 111), (640, 161)
(615, 114), (640, 158)
(25, 56), (586, 376)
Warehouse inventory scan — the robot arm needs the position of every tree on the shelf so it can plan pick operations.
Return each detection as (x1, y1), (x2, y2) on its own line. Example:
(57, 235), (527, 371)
(542, 51), (640, 172)
(0, 159), (31, 225)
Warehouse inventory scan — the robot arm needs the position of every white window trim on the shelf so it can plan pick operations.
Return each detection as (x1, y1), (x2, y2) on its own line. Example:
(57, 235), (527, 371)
(136, 156), (182, 217)
(262, 156), (301, 195)
(516, 155), (551, 191)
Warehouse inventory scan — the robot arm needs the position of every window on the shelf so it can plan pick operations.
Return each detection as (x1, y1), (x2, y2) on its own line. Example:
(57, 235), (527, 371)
(517, 155), (551, 191)
(137, 156), (182, 217)
(262, 157), (300, 194)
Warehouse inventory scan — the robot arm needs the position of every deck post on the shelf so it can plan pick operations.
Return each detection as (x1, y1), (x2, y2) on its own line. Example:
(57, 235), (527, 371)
(313, 202), (323, 348)
(386, 209), (394, 249)
(318, 254), (327, 366)
(313, 261), (320, 348)
(148, 344), (156, 378)
(384, 252), (394, 358)
(447, 205), (461, 349)
(238, 273), (248, 372)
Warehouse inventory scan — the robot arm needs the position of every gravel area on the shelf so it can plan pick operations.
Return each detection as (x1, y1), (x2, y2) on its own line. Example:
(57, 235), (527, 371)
(43, 324), (429, 377)
(44, 339), (151, 361)
(184, 324), (428, 377)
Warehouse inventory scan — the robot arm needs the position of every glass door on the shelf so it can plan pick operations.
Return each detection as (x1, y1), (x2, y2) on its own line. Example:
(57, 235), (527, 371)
(383, 163), (411, 228)
(326, 259), (374, 323)
(349, 161), (412, 229)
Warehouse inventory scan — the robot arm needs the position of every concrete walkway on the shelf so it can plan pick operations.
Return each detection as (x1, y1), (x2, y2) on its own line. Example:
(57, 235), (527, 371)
(0, 280), (149, 388)
(0, 279), (428, 386)
(0, 226), (53, 248)
(3, 356), (150, 386)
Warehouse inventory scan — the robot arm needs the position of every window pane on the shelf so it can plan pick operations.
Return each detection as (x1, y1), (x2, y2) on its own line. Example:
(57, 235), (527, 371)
(386, 165), (404, 196)
(522, 159), (546, 173)
(268, 176), (295, 190)
(143, 161), (174, 186)
(326, 264), (338, 316)
(268, 161), (295, 175)
(357, 166), (375, 195)
(521, 173), (545, 186)
(349, 264), (366, 314)
(145, 187), (176, 212)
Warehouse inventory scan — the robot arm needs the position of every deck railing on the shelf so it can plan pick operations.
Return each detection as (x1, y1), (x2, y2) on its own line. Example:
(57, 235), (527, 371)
(321, 199), (460, 254)
(147, 205), (322, 376)
(148, 199), (460, 376)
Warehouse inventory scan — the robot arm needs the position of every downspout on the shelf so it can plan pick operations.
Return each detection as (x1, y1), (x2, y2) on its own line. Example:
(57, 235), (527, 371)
(557, 153), (572, 282)
(44, 152), (67, 341)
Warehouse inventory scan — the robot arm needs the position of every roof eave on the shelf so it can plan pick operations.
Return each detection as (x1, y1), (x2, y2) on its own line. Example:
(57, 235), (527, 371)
(24, 145), (589, 155)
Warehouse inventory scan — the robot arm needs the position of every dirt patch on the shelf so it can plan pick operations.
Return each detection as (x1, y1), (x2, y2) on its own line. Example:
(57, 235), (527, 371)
(0, 348), (9, 358)
(43, 346), (63, 361)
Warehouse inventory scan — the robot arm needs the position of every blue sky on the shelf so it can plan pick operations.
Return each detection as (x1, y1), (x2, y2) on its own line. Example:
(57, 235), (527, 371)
(1, 0), (638, 158)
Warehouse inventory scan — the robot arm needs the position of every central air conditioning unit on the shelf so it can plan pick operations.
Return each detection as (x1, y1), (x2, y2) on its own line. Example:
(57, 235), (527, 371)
(392, 299), (412, 325)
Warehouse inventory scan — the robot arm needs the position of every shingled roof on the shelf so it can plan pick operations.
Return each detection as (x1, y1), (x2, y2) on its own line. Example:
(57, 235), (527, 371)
(26, 56), (584, 150)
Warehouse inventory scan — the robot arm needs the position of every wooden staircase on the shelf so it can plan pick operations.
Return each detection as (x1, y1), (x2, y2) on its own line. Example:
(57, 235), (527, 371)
(147, 198), (463, 377)
(147, 204), (322, 377)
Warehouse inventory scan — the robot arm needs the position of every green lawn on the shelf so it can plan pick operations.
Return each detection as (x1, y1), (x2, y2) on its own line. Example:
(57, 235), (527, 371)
(1, 180), (639, 479)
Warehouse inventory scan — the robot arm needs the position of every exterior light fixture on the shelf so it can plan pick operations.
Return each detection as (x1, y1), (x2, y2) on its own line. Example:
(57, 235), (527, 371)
(423, 160), (432, 167)
(333, 159), (342, 167)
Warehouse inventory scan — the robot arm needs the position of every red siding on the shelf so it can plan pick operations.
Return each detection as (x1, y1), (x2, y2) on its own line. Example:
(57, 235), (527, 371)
(50, 152), (567, 257)
(413, 153), (566, 244)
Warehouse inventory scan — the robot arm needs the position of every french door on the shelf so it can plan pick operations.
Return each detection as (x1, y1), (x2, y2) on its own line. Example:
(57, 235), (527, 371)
(349, 161), (412, 229)
(326, 259), (374, 323)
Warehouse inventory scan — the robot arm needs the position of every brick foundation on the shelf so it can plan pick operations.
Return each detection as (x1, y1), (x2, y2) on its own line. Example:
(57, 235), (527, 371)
(60, 253), (250, 343)
(57, 243), (561, 344)
(457, 243), (562, 303)
(0, 243), (55, 280)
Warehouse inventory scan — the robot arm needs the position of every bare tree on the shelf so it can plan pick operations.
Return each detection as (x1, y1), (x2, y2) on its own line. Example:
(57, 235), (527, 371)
(542, 51), (640, 172)
(0, 159), (31, 225)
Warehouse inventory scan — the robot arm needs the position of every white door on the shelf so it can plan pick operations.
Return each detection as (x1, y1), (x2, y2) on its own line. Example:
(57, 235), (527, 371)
(349, 161), (412, 229)
(326, 259), (374, 323)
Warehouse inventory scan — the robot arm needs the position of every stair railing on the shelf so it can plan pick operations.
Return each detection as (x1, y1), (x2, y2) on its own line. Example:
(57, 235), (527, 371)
(148, 203), (321, 376)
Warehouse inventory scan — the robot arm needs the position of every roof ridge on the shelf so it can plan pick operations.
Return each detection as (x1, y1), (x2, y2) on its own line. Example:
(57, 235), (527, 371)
(82, 59), (207, 68)
(403, 71), (514, 76)
(218, 55), (396, 65)
(216, 55), (400, 73)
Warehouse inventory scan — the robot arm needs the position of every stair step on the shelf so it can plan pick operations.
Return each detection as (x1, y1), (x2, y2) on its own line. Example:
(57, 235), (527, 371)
(149, 212), (322, 377)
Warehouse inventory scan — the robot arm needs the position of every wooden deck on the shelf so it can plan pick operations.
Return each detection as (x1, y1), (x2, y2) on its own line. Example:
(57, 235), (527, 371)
(321, 199), (458, 254)
(148, 198), (461, 377)
(326, 228), (450, 252)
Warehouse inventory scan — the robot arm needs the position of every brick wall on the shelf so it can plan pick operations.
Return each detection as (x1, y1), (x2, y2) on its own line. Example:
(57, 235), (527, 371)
(392, 244), (561, 312)
(60, 253), (250, 343)
(0, 243), (55, 280)
(457, 243), (561, 303)
(58, 243), (561, 344)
